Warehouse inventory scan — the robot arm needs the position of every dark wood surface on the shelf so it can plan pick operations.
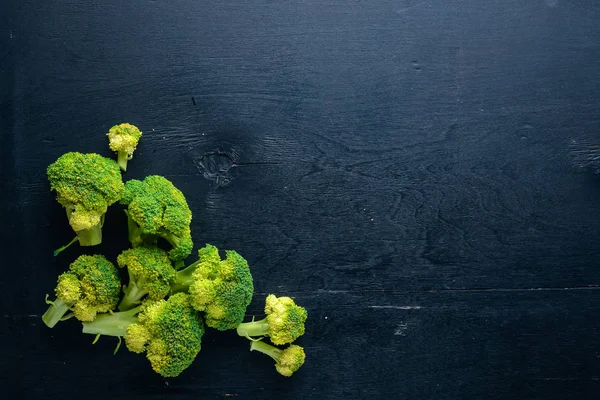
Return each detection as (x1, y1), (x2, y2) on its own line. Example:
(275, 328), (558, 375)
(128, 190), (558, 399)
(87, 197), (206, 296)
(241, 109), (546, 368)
(2, 1), (600, 399)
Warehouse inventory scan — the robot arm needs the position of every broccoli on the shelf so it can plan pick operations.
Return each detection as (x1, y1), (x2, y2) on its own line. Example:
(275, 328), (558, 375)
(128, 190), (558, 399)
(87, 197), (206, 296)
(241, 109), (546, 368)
(171, 244), (254, 330)
(249, 341), (306, 377)
(42, 255), (121, 328)
(120, 175), (193, 265)
(47, 152), (124, 254)
(81, 293), (204, 377)
(236, 294), (307, 345)
(117, 246), (176, 311)
(107, 123), (142, 171)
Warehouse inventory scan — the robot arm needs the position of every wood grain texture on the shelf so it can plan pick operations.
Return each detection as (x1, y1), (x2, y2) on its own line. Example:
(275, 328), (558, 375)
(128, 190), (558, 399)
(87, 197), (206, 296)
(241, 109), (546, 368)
(2, 0), (600, 399)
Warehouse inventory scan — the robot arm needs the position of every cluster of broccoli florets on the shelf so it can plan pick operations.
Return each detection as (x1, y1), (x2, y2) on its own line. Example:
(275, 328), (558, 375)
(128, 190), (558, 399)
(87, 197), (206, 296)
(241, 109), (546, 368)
(238, 294), (307, 376)
(42, 123), (307, 378)
(121, 175), (193, 265)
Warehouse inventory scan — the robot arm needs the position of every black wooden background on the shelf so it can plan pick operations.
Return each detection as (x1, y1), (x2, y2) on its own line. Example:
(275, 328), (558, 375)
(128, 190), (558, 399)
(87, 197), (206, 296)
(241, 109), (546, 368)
(2, 0), (600, 399)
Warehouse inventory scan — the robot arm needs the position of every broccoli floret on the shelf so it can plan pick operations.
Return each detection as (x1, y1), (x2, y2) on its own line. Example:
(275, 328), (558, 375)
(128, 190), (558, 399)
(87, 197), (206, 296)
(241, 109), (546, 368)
(236, 295), (307, 345)
(107, 123), (142, 171)
(120, 175), (193, 265)
(81, 293), (204, 377)
(171, 244), (254, 330)
(117, 246), (176, 311)
(249, 341), (306, 377)
(42, 255), (121, 328)
(47, 152), (124, 254)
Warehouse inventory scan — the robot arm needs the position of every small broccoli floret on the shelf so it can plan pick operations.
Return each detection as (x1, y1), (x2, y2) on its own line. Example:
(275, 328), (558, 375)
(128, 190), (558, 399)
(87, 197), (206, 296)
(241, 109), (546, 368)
(81, 293), (204, 378)
(236, 295), (307, 345)
(107, 123), (142, 171)
(117, 246), (176, 311)
(120, 175), (193, 265)
(47, 152), (124, 254)
(42, 255), (121, 328)
(124, 323), (151, 353)
(171, 244), (254, 330)
(249, 341), (306, 377)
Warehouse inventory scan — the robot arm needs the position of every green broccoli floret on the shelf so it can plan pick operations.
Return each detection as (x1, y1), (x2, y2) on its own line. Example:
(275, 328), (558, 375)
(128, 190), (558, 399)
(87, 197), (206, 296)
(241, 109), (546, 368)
(117, 246), (176, 311)
(47, 152), (124, 254)
(236, 294), (307, 345)
(81, 293), (204, 378)
(107, 123), (142, 171)
(249, 341), (306, 377)
(171, 244), (254, 330)
(120, 175), (193, 265)
(42, 255), (121, 328)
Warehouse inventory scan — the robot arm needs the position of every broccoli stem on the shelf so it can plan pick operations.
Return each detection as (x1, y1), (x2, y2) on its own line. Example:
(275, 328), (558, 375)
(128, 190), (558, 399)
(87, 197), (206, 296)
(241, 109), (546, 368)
(53, 236), (78, 256)
(170, 260), (201, 293)
(236, 319), (270, 338)
(162, 231), (181, 248)
(250, 340), (282, 361)
(117, 151), (129, 172)
(118, 282), (148, 312)
(162, 232), (183, 266)
(125, 211), (145, 247)
(81, 305), (142, 337)
(65, 204), (75, 219)
(42, 298), (71, 328)
(77, 223), (102, 246)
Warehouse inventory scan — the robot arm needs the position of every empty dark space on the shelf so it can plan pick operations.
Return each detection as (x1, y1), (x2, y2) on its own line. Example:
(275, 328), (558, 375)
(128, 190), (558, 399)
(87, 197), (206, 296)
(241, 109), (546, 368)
(2, 1), (600, 399)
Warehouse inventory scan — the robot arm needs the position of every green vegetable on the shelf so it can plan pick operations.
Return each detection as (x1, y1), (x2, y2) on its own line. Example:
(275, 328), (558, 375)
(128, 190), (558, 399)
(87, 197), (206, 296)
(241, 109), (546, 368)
(47, 152), (124, 254)
(42, 127), (310, 381)
(107, 123), (142, 171)
(81, 293), (204, 377)
(172, 244), (254, 330)
(42, 255), (121, 328)
(249, 341), (306, 377)
(120, 175), (193, 265)
(236, 294), (307, 345)
(116, 246), (176, 311)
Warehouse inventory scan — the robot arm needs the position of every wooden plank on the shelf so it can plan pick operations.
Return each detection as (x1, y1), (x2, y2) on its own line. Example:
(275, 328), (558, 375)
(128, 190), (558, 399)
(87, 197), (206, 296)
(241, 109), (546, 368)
(4, 289), (600, 398)
(1, 0), (600, 398)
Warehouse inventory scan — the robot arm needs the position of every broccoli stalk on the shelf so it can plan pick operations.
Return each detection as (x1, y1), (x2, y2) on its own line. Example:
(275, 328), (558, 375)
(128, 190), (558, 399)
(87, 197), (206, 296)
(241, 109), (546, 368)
(53, 226), (102, 255)
(77, 225), (103, 246)
(53, 237), (79, 257)
(161, 231), (189, 259)
(250, 339), (280, 358)
(119, 283), (146, 313)
(170, 259), (201, 293)
(81, 305), (141, 337)
(124, 211), (144, 247)
(41, 298), (71, 328)
(117, 151), (130, 172)
(236, 319), (270, 337)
